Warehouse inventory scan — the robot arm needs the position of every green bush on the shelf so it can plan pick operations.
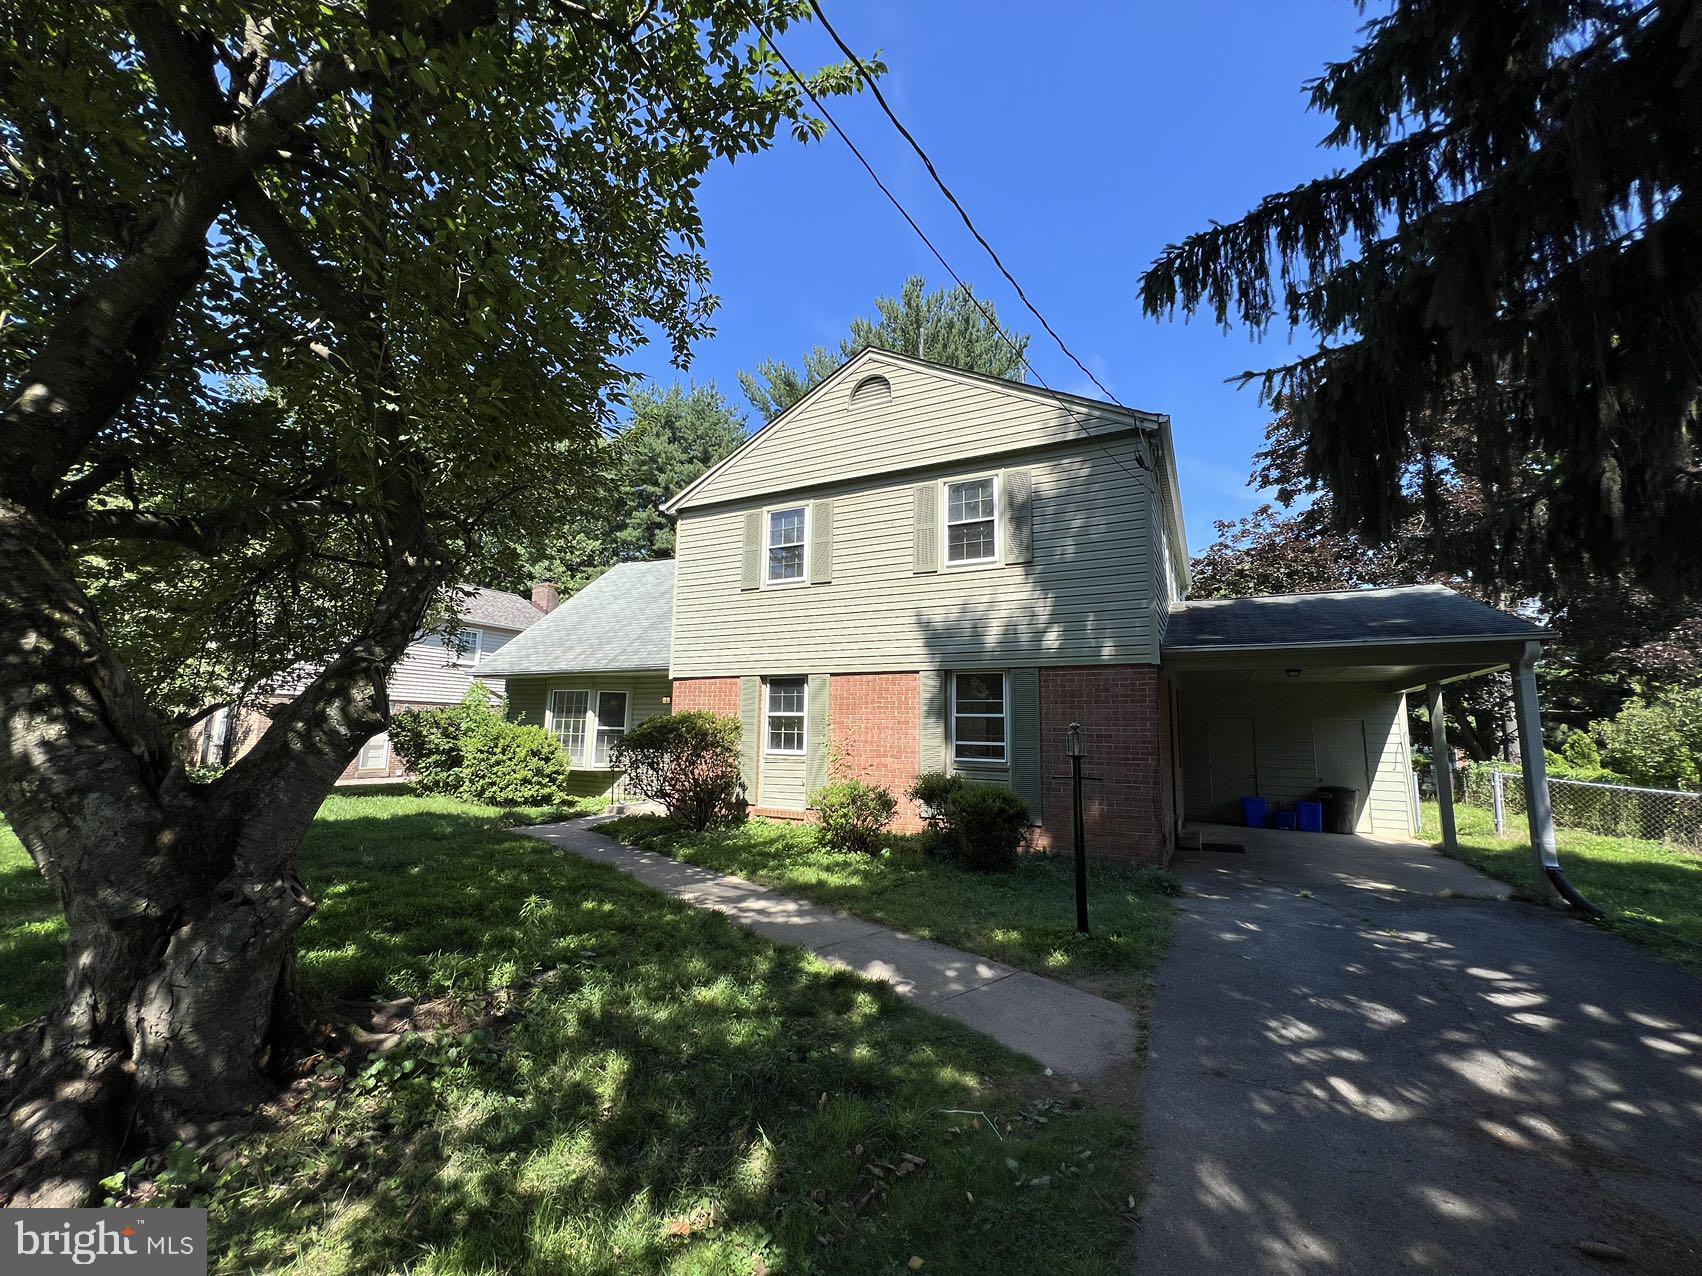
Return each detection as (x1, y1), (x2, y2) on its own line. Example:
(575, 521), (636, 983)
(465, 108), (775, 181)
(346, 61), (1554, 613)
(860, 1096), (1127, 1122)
(811, 780), (898, 856)
(455, 721), (575, 805)
(1130, 867), (1184, 897)
(390, 687), (573, 805)
(389, 689), (494, 794)
(611, 711), (746, 830)
(1592, 687), (1702, 790)
(1561, 732), (1602, 770)
(907, 772), (1029, 872)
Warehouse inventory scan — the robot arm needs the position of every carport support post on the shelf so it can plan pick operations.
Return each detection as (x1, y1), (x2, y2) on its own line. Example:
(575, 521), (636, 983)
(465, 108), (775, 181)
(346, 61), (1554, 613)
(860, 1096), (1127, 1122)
(1512, 642), (1561, 903)
(1426, 683), (1459, 851)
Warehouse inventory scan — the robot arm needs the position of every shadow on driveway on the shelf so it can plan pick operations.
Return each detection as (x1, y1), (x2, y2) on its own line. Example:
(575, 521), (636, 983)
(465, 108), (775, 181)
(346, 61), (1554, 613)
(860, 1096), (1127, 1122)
(1136, 832), (1702, 1274)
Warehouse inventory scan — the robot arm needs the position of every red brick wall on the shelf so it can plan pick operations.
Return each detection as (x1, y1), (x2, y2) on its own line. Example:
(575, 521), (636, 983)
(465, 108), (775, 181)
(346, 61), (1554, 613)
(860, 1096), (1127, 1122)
(671, 677), (740, 717)
(1034, 665), (1170, 863)
(827, 672), (925, 830)
(337, 700), (441, 784)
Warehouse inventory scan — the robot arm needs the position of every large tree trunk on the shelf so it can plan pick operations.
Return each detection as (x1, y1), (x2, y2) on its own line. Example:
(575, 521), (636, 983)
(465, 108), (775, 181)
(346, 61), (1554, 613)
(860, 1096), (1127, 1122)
(0, 497), (440, 1206)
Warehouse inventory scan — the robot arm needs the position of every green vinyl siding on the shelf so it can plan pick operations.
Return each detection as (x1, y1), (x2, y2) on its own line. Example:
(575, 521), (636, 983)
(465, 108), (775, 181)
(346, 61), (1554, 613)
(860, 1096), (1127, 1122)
(503, 670), (671, 800)
(672, 434), (1161, 679)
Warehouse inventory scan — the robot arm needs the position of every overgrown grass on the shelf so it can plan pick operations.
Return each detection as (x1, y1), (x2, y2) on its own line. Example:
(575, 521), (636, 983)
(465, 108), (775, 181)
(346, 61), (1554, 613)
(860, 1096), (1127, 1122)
(3, 791), (1136, 1273)
(598, 816), (1176, 1004)
(1424, 800), (1702, 977)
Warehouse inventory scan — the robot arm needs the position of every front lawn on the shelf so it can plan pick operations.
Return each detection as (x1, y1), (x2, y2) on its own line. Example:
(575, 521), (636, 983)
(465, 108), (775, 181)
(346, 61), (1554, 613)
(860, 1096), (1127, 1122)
(2, 791), (1136, 1274)
(598, 816), (1176, 1004)
(1423, 800), (1702, 977)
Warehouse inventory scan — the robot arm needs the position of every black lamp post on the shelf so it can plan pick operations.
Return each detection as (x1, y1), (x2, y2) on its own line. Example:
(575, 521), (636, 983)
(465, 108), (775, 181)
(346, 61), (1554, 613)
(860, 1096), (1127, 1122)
(1067, 721), (1088, 935)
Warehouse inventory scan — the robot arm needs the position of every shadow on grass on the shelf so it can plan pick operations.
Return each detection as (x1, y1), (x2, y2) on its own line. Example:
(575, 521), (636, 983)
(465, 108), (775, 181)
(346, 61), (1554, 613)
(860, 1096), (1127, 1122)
(600, 815), (1175, 1003)
(205, 797), (1133, 1275)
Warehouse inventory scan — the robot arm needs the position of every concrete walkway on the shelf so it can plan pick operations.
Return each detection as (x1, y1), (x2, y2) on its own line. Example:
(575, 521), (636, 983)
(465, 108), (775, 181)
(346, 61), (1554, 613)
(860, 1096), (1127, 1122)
(1137, 830), (1702, 1274)
(521, 817), (1137, 1082)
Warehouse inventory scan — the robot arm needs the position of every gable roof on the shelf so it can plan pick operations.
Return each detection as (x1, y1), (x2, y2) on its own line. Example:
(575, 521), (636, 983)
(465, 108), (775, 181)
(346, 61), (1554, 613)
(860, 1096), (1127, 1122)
(1163, 584), (1547, 652)
(663, 347), (1166, 515)
(459, 585), (545, 632)
(475, 560), (674, 676)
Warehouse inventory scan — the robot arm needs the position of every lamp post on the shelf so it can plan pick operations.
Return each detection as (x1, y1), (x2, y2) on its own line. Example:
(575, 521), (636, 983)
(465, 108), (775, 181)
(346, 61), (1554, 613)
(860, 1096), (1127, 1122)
(1067, 721), (1088, 935)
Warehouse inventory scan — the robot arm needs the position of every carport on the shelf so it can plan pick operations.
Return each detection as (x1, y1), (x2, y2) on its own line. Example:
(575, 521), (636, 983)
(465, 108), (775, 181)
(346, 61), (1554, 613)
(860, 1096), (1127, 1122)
(1161, 584), (1584, 906)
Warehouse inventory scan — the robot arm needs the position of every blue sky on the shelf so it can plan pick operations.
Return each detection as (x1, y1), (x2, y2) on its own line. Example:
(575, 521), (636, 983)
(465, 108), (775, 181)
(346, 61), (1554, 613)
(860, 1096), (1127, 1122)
(624, 1), (1372, 553)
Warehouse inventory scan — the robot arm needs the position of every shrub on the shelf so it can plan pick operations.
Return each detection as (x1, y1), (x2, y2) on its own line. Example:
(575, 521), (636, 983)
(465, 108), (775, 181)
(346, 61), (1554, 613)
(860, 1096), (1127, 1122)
(811, 780), (898, 856)
(1560, 732), (1602, 770)
(1593, 688), (1702, 790)
(612, 711), (746, 830)
(940, 782), (1031, 872)
(907, 771), (964, 828)
(1130, 867), (1184, 897)
(907, 772), (1029, 872)
(391, 687), (573, 805)
(455, 720), (575, 805)
(389, 689), (496, 795)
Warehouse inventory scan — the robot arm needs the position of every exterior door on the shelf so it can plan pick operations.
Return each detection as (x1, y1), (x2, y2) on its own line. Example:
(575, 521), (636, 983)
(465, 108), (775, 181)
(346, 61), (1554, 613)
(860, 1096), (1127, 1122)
(1312, 717), (1371, 832)
(1207, 717), (1258, 820)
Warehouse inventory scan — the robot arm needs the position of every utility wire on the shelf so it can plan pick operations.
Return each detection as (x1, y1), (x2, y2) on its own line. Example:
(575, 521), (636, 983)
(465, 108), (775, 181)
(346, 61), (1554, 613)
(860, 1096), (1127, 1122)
(806, 0), (1129, 413)
(743, 4), (1159, 495)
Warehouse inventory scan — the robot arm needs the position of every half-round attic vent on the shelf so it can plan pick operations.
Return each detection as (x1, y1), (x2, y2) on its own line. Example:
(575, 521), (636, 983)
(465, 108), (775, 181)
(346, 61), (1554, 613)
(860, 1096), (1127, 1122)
(848, 373), (892, 410)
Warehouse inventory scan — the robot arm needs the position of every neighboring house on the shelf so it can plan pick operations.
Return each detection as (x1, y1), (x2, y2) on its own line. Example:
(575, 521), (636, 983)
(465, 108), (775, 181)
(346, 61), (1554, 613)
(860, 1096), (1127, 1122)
(481, 348), (1549, 862)
(186, 583), (556, 784)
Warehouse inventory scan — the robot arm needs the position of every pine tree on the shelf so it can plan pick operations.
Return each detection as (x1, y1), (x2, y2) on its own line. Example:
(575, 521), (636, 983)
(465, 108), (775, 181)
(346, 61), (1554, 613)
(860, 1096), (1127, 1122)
(739, 275), (1030, 421)
(1141, 0), (1702, 598)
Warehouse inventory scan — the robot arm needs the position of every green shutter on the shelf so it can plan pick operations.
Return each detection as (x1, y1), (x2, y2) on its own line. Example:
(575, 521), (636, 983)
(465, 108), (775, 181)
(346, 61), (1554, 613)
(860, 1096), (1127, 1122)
(1010, 668), (1043, 824)
(810, 500), (834, 584)
(1003, 468), (1034, 565)
(912, 484), (938, 573)
(741, 510), (762, 590)
(806, 673), (831, 800)
(739, 675), (761, 797)
(918, 669), (946, 773)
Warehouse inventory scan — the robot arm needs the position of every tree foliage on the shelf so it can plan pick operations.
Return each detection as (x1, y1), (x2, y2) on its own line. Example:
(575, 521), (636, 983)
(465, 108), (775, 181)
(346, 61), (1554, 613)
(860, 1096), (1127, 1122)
(1592, 688), (1702, 790)
(1142, 0), (1702, 599)
(0, 0), (868, 1201)
(524, 382), (748, 592)
(738, 274), (1030, 421)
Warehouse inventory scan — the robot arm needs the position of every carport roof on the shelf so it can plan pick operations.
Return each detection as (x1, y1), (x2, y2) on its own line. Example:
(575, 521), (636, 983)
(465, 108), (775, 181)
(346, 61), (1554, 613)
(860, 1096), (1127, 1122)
(477, 560), (673, 676)
(1163, 584), (1546, 653)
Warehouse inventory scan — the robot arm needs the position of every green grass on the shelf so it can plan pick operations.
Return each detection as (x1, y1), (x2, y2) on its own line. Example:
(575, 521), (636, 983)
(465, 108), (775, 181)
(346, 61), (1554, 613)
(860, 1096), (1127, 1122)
(597, 816), (1176, 1004)
(2, 791), (1136, 1274)
(0, 820), (62, 1032)
(1423, 800), (1702, 977)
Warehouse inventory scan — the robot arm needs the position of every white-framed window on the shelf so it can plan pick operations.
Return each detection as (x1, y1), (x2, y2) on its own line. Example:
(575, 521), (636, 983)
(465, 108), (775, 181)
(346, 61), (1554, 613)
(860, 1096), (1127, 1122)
(359, 731), (390, 771)
(593, 690), (630, 766)
(764, 505), (808, 586)
(765, 677), (807, 754)
(451, 626), (483, 667)
(950, 671), (1007, 764)
(547, 689), (590, 759)
(944, 476), (999, 565)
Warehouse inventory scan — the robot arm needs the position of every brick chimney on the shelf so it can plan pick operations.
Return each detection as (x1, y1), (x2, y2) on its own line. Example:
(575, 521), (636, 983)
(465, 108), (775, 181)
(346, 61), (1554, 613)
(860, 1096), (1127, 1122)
(530, 581), (560, 614)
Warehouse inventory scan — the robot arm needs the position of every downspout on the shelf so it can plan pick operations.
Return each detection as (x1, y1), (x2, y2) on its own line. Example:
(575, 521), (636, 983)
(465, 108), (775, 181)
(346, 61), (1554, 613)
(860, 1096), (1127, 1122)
(1512, 641), (1606, 919)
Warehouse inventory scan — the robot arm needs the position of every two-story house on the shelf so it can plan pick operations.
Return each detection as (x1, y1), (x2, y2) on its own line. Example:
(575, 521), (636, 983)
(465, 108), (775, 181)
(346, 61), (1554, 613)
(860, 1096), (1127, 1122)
(187, 583), (555, 784)
(483, 349), (1549, 861)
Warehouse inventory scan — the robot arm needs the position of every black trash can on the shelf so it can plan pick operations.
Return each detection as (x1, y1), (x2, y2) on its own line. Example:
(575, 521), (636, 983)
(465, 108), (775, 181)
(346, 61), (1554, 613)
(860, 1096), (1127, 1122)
(1316, 785), (1359, 834)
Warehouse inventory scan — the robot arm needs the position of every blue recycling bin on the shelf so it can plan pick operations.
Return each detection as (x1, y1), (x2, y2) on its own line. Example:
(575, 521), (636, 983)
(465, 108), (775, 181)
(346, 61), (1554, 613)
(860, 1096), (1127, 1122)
(1239, 796), (1268, 828)
(1296, 800), (1325, 833)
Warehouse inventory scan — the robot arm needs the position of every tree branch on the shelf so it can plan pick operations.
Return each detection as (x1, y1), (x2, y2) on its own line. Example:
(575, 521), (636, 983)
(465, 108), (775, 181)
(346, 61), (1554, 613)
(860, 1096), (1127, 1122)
(232, 180), (369, 330)
(59, 499), (347, 553)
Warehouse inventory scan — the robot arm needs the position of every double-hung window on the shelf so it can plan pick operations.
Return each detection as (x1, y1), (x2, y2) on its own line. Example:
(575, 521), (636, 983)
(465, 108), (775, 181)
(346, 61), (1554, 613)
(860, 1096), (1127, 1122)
(593, 690), (630, 766)
(945, 477), (999, 565)
(451, 627), (482, 667)
(766, 678), (806, 754)
(765, 506), (808, 585)
(951, 671), (1007, 764)
(358, 731), (390, 771)
(547, 690), (590, 758)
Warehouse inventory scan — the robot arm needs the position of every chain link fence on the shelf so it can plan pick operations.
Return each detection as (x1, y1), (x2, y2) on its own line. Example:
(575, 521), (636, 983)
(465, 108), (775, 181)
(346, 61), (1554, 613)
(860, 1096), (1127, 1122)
(1423, 762), (1702, 850)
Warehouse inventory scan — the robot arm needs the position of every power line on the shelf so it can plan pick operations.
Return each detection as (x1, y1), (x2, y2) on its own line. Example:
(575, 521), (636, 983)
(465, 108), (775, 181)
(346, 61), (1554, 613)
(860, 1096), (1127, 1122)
(804, 0), (1130, 413)
(742, 4), (1158, 494)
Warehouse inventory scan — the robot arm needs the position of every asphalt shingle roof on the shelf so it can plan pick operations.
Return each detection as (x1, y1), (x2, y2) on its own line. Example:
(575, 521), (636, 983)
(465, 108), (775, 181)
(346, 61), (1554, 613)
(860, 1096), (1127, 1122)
(1163, 584), (1546, 651)
(477, 560), (674, 676)
(460, 585), (546, 632)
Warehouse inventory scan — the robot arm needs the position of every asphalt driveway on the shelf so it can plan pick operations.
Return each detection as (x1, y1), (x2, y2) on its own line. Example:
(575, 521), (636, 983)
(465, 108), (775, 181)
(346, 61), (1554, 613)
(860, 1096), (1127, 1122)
(1135, 828), (1702, 1275)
